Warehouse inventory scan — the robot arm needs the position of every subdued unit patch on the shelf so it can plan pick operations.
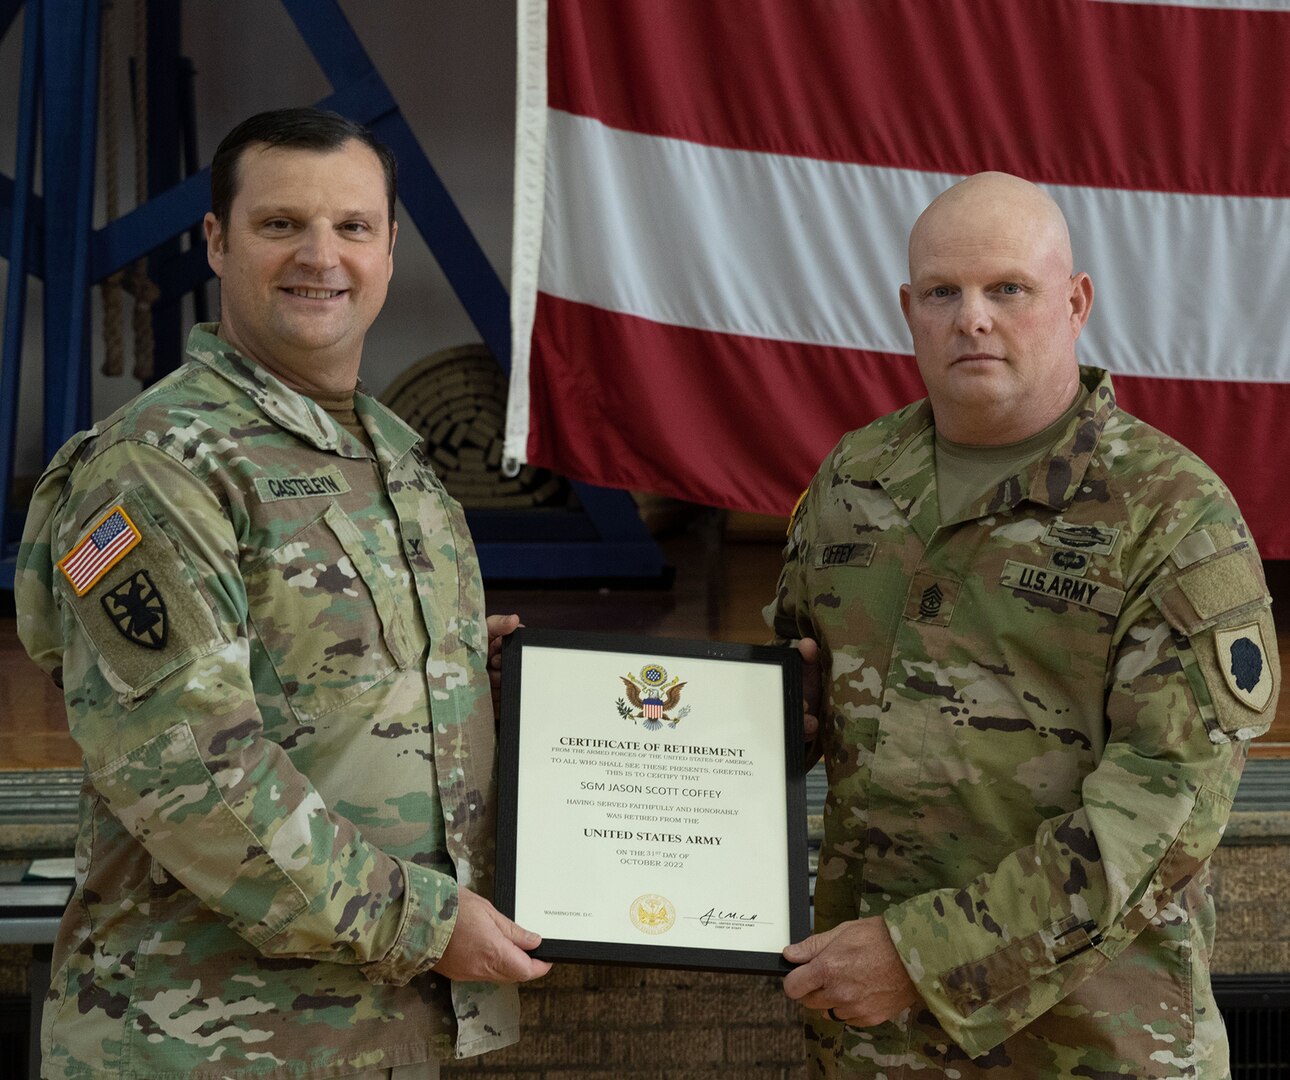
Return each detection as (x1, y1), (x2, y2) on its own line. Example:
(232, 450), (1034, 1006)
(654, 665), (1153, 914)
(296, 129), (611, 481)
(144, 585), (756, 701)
(1214, 623), (1274, 712)
(101, 570), (168, 650)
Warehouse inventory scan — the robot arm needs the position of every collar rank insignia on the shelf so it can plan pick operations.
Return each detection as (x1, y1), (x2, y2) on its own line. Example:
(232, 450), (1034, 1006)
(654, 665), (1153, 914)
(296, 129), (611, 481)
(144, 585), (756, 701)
(1214, 623), (1273, 712)
(101, 570), (168, 650)
(617, 663), (690, 730)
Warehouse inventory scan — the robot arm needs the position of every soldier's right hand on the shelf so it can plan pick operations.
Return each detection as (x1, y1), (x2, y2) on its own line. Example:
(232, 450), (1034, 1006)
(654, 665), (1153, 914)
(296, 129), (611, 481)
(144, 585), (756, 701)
(797, 637), (821, 742)
(432, 886), (552, 983)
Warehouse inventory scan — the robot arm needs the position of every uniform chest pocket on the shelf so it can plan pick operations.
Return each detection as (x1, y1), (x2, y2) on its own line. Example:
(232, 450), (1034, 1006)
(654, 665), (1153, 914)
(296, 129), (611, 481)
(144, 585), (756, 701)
(441, 493), (487, 654)
(400, 483), (487, 655)
(802, 537), (908, 631)
(245, 502), (415, 721)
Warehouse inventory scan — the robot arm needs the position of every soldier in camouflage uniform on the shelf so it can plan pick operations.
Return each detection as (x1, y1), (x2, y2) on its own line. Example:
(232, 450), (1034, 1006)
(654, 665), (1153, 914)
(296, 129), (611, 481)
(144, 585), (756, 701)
(16, 109), (549, 1080)
(774, 173), (1279, 1078)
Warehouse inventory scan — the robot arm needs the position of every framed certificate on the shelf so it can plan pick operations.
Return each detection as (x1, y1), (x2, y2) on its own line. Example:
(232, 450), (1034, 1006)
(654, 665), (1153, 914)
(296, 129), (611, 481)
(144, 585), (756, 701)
(495, 628), (809, 975)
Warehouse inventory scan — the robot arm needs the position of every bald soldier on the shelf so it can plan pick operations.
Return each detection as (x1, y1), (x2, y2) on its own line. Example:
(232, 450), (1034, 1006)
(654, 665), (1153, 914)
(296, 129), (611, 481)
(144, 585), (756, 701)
(772, 172), (1279, 1077)
(16, 108), (548, 1079)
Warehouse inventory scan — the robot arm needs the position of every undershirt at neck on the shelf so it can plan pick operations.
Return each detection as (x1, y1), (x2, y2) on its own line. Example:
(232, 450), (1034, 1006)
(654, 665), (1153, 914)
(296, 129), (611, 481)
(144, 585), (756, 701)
(935, 389), (1088, 524)
(211, 325), (373, 454)
(308, 389), (374, 453)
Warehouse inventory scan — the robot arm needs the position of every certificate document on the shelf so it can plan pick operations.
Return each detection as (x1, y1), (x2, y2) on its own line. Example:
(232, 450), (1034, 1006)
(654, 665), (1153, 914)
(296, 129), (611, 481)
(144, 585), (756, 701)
(495, 628), (808, 974)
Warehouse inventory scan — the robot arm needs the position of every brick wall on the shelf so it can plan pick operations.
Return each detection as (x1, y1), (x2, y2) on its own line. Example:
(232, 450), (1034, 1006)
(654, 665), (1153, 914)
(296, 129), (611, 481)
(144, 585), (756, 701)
(1210, 839), (1290, 973)
(443, 964), (807, 1079)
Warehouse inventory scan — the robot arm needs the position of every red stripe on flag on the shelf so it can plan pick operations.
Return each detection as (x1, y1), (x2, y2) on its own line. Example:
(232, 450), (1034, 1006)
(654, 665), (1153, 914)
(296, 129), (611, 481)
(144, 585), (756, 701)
(66, 530), (133, 591)
(527, 293), (925, 515)
(526, 295), (1290, 557)
(549, 0), (1290, 197)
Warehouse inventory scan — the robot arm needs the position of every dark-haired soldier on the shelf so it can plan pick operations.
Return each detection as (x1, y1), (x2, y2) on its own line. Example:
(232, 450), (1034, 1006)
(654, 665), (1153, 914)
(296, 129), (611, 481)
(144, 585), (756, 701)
(17, 107), (547, 1080)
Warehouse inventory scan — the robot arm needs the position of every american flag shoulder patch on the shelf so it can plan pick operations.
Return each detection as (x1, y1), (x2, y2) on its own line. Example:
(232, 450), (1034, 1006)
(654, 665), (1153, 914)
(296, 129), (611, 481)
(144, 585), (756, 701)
(58, 505), (142, 596)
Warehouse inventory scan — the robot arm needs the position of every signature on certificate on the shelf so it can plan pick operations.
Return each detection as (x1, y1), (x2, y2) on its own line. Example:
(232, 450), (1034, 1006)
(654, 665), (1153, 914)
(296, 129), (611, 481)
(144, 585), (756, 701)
(699, 907), (760, 928)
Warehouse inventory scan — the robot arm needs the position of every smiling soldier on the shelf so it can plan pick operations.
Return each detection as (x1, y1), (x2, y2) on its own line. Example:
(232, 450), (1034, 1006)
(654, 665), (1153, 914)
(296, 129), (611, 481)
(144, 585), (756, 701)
(772, 172), (1279, 1077)
(17, 108), (548, 1080)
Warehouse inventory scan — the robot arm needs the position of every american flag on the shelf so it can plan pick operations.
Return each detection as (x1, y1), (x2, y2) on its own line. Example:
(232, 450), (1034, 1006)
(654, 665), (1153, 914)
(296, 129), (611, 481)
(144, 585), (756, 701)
(506, 0), (1290, 557)
(59, 507), (141, 595)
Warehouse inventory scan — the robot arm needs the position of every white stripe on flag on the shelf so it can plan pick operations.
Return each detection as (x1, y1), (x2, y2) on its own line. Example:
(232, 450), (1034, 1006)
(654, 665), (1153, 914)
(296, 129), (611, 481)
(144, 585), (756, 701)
(67, 529), (135, 590)
(537, 108), (1290, 385)
(1089, 1), (1290, 9)
(505, 0), (549, 476)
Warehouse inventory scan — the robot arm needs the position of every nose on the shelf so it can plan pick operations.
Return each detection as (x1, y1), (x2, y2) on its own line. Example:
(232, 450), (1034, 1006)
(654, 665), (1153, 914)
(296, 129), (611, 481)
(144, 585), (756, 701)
(954, 291), (992, 336)
(294, 222), (339, 271)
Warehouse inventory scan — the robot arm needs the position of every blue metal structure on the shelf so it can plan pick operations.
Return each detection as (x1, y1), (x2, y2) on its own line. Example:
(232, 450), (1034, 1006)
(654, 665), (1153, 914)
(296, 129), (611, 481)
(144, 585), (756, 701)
(0, 0), (667, 587)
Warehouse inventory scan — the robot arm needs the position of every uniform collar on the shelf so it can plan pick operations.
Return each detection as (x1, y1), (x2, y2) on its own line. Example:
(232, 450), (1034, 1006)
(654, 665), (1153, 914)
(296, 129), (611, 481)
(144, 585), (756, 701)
(874, 366), (1118, 540)
(1017, 366), (1116, 512)
(184, 323), (421, 464)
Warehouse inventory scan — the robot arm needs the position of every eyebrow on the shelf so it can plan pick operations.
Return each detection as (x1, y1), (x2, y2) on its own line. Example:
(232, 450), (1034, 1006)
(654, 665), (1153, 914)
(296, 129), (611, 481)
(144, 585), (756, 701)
(248, 205), (385, 222)
(911, 263), (1036, 284)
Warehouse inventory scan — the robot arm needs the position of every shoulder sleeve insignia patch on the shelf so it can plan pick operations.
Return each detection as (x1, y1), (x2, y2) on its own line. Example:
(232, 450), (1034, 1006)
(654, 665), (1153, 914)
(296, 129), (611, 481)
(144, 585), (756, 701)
(100, 570), (168, 650)
(1214, 623), (1274, 712)
(57, 505), (142, 596)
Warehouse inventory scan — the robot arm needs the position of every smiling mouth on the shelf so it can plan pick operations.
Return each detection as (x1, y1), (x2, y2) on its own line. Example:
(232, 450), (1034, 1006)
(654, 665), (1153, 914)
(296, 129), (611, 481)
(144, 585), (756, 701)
(284, 287), (344, 300)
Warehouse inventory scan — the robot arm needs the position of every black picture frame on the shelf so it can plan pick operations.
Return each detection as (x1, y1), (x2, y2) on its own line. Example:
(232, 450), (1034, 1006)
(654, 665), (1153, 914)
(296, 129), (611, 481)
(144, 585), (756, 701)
(495, 627), (808, 975)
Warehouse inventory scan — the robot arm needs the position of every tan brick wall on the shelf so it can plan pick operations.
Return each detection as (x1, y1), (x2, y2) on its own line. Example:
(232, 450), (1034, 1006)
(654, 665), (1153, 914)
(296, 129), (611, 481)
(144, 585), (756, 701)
(443, 965), (807, 1078)
(441, 841), (1290, 1076)
(1210, 841), (1290, 974)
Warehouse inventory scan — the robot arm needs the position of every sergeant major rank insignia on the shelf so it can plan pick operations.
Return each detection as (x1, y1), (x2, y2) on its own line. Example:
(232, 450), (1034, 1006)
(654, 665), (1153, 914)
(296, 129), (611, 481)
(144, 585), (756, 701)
(616, 663), (690, 729)
(101, 570), (168, 650)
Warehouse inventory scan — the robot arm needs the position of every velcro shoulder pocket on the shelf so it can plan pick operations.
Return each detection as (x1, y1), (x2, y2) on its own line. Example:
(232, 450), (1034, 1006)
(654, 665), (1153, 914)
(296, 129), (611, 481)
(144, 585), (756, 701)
(1150, 541), (1278, 742)
(1151, 542), (1265, 635)
(56, 486), (226, 703)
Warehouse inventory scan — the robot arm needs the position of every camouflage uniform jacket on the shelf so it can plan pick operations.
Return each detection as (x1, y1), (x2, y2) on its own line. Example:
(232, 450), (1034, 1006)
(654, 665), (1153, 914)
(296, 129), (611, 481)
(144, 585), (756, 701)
(17, 325), (520, 1079)
(768, 367), (1279, 1078)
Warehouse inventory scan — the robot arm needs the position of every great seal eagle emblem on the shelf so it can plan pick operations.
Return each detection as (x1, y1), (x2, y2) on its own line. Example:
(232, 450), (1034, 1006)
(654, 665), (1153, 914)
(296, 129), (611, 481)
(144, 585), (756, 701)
(616, 662), (690, 728)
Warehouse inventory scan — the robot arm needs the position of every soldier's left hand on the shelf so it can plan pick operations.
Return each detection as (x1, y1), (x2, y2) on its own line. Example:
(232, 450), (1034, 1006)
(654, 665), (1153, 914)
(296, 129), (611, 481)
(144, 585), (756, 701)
(781, 916), (922, 1027)
(486, 613), (522, 720)
(432, 886), (552, 984)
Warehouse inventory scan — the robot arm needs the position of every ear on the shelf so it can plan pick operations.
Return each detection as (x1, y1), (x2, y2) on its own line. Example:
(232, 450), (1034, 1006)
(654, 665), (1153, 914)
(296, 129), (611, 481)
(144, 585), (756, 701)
(204, 213), (225, 277)
(899, 283), (913, 327)
(1068, 272), (1094, 339)
(386, 220), (398, 282)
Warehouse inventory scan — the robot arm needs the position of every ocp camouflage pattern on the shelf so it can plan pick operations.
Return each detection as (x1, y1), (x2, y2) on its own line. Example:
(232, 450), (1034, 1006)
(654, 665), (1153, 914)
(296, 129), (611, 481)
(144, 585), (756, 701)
(767, 367), (1278, 1078)
(17, 325), (519, 1078)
